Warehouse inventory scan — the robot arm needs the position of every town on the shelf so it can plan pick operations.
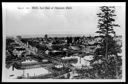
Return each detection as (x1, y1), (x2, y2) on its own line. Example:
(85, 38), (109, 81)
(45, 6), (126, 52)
(5, 34), (122, 79)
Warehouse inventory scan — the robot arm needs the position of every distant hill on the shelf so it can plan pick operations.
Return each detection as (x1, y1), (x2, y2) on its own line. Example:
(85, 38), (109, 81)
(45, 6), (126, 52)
(6, 34), (122, 39)
(6, 34), (96, 38)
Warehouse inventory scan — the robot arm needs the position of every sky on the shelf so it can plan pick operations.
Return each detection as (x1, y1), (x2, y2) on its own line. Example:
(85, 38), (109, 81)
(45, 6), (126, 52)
(2, 2), (125, 37)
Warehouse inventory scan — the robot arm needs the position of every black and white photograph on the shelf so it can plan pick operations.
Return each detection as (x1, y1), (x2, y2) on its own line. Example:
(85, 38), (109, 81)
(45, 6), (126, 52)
(2, 2), (126, 82)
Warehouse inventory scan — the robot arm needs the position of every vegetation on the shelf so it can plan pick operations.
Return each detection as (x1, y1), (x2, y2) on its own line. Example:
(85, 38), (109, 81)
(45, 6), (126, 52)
(92, 6), (122, 79)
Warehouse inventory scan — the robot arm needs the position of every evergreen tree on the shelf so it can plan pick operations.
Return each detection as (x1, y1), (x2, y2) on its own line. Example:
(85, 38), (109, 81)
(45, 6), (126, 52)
(96, 6), (119, 60)
(94, 6), (121, 78)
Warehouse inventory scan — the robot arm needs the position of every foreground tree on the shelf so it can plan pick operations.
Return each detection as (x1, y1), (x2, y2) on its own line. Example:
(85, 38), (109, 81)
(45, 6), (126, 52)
(93, 6), (122, 78)
(96, 6), (120, 60)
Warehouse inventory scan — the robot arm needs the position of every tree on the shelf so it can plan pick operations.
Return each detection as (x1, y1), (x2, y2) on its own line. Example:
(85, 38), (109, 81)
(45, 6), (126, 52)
(96, 6), (119, 60)
(94, 6), (121, 78)
(44, 34), (48, 39)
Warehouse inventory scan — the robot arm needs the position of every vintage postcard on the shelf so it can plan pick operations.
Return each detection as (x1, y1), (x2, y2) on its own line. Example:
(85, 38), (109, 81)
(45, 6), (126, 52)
(2, 2), (126, 82)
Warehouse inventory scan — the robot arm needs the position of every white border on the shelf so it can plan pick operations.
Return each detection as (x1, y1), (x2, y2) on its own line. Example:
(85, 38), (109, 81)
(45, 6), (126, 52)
(2, 2), (126, 82)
